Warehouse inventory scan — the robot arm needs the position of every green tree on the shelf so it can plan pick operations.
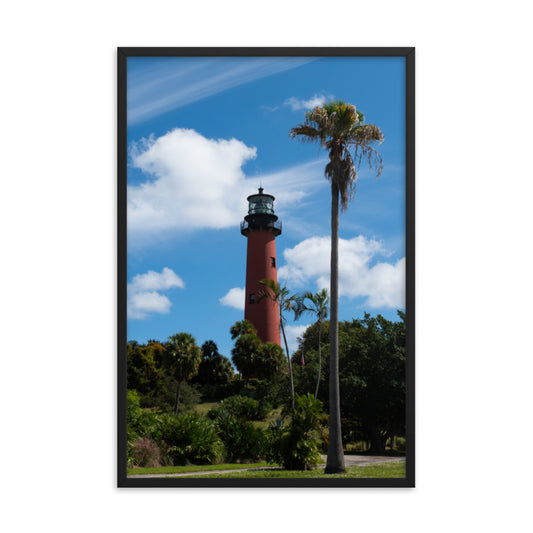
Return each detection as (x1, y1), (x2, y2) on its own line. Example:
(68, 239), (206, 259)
(230, 319), (257, 339)
(258, 279), (298, 409)
(127, 341), (165, 395)
(196, 340), (234, 386)
(165, 333), (202, 414)
(256, 342), (286, 381)
(296, 288), (329, 400)
(339, 312), (406, 453)
(231, 333), (261, 378)
(290, 100), (384, 473)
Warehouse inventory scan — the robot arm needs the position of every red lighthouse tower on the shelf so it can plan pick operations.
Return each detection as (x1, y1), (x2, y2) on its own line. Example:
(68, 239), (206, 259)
(240, 187), (282, 346)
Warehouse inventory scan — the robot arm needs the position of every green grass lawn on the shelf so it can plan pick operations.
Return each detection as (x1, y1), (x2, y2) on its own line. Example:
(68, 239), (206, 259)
(127, 462), (268, 476)
(252, 406), (283, 429)
(192, 401), (218, 416)
(160, 461), (405, 479)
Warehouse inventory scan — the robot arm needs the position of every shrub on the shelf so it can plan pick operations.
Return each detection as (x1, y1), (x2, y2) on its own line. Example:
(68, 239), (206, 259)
(394, 436), (406, 451)
(127, 389), (142, 431)
(129, 437), (162, 468)
(266, 393), (324, 470)
(127, 389), (159, 440)
(213, 412), (268, 463)
(207, 395), (270, 421)
(155, 412), (223, 465)
(242, 378), (285, 409)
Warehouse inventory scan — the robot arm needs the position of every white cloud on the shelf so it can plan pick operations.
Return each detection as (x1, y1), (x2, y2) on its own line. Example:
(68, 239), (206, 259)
(128, 292), (172, 320)
(284, 324), (312, 355)
(128, 128), (257, 234)
(128, 128), (327, 240)
(129, 267), (184, 292)
(284, 94), (329, 112)
(219, 287), (245, 310)
(128, 267), (184, 319)
(278, 236), (405, 309)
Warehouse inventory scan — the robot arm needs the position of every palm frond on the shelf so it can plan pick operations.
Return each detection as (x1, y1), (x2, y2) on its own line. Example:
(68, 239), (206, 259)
(353, 123), (384, 144)
(257, 278), (278, 303)
(296, 288), (330, 321)
(288, 125), (324, 146)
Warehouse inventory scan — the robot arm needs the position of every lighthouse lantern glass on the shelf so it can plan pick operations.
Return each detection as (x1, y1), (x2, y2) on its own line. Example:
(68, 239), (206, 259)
(248, 195), (274, 215)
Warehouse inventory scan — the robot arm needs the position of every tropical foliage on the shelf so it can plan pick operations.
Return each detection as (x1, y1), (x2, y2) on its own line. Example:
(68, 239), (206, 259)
(126, 311), (405, 470)
(258, 279), (298, 409)
(207, 394), (270, 422)
(266, 394), (325, 470)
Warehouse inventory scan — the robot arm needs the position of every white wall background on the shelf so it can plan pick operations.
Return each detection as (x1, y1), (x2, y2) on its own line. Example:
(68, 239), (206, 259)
(1, 1), (532, 531)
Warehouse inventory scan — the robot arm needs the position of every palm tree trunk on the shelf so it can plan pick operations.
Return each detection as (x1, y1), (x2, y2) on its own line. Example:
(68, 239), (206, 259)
(325, 181), (345, 474)
(280, 318), (295, 410)
(174, 380), (182, 414)
(314, 321), (321, 400)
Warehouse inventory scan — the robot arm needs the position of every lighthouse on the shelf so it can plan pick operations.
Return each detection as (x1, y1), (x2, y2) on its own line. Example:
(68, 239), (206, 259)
(240, 187), (282, 346)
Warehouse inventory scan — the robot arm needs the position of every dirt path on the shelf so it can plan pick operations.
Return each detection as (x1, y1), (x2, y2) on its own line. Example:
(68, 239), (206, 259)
(130, 466), (279, 478)
(340, 454), (405, 467)
(128, 455), (405, 478)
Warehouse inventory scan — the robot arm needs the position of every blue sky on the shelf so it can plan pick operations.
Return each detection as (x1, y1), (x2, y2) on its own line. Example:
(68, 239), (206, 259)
(126, 55), (406, 360)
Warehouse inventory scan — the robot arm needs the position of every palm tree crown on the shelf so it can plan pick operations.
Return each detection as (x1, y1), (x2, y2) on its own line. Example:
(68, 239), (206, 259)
(296, 288), (329, 323)
(289, 99), (384, 210)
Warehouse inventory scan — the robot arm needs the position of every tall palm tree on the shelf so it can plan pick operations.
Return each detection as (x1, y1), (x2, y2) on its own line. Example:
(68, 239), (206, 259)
(166, 332), (202, 414)
(258, 279), (298, 410)
(296, 288), (329, 400)
(290, 99), (384, 474)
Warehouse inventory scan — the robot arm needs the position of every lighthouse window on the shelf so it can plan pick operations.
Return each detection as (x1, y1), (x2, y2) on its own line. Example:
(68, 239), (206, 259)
(271, 257), (276, 267)
(249, 294), (255, 304)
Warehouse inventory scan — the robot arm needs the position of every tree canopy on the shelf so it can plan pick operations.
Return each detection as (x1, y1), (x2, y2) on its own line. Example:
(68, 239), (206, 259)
(293, 312), (405, 453)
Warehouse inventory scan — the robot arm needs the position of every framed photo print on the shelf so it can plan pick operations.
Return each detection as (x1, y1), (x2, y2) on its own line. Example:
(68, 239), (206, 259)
(118, 47), (415, 487)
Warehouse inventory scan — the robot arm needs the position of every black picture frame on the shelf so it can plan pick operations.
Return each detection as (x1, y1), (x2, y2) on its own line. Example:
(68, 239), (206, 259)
(118, 47), (415, 488)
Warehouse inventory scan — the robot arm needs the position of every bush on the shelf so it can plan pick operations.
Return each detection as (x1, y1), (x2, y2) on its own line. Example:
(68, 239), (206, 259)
(394, 436), (406, 451)
(242, 379), (285, 409)
(128, 389), (226, 466)
(213, 412), (268, 462)
(127, 389), (157, 441)
(207, 395), (270, 421)
(155, 412), (223, 465)
(266, 394), (324, 470)
(127, 389), (142, 430)
(129, 437), (162, 468)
